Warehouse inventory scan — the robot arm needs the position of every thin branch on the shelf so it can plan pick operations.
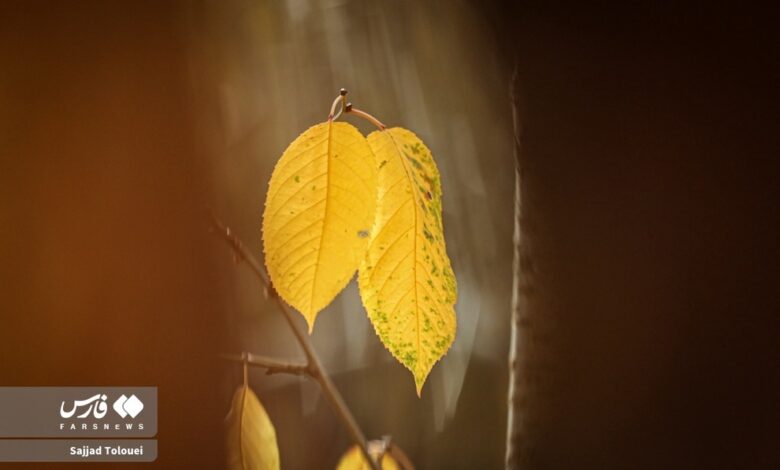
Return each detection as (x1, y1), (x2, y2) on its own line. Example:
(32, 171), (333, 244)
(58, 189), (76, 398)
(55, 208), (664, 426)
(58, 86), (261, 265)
(368, 436), (415, 470)
(220, 352), (311, 376)
(209, 213), (380, 470)
(388, 444), (415, 470)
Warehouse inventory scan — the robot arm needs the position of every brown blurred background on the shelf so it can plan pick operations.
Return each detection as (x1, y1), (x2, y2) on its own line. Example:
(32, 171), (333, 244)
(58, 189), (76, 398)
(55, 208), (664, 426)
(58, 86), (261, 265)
(1, 0), (777, 469)
(1, 1), (225, 468)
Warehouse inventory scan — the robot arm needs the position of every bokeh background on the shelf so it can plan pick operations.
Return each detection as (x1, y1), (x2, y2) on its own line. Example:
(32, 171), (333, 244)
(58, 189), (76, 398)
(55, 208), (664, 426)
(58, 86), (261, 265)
(2, 1), (777, 469)
(2, 0), (517, 468)
(188, 1), (515, 468)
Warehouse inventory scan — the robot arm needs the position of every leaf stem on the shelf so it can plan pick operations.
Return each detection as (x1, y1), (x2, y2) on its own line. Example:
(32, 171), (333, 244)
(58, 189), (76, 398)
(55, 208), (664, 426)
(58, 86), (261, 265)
(209, 213), (380, 470)
(328, 88), (349, 121)
(328, 88), (387, 130)
(328, 94), (343, 120)
(242, 352), (248, 386)
(345, 105), (386, 130)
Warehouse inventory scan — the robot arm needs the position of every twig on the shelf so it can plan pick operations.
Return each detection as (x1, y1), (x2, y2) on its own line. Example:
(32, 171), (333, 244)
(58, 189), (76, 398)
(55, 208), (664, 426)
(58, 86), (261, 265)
(209, 213), (380, 470)
(369, 436), (415, 470)
(220, 353), (311, 376)
(388, 443), (415, 470)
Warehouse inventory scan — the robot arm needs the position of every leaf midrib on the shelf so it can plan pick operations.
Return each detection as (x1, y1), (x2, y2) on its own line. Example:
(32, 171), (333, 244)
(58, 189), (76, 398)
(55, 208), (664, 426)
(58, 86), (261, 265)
(386, 130), (423, 381)
(238, 386), (246, 469)
(309, 120), (334, 315)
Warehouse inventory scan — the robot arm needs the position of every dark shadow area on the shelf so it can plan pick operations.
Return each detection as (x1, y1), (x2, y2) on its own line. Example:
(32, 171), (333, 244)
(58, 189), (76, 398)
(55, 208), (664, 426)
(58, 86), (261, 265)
(486, 2), (778, 468)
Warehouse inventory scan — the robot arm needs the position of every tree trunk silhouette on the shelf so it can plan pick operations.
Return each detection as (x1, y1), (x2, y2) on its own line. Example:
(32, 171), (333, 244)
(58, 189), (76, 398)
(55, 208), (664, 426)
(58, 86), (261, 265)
(500, 3), (777, 469)
(505, 62), (548, 469)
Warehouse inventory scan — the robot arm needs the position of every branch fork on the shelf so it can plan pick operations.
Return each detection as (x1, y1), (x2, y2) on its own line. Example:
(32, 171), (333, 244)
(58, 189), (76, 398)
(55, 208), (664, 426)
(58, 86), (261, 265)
(213, 89), (408, 469)
(210, 213), (382, 470)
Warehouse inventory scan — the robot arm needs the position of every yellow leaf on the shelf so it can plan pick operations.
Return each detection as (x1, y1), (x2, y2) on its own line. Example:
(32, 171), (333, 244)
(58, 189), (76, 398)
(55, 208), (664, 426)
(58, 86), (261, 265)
(335, 445), (400, 470)
(225, 385), (280, 470)
(263, 121), (377, 331)
(358, 128), (457, 396)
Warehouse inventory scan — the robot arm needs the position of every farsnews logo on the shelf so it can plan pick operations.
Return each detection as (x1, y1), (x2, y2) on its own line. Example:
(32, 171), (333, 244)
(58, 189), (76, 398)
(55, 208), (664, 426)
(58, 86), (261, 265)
(0, 387), (155, 437)
(112, 394), (144, 418)
(60, 394), (108, 419)
(60, 394), (144, 419)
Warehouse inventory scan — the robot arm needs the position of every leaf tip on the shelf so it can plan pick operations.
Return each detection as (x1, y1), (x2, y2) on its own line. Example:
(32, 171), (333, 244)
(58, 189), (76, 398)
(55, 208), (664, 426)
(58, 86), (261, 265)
(414, 375), (426, 398)
(305, 316), (316, 334)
